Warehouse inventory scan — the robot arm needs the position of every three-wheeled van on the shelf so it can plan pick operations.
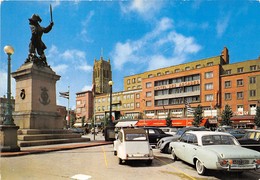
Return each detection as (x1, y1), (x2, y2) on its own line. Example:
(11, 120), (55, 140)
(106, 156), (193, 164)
(113, 128), (154, 165)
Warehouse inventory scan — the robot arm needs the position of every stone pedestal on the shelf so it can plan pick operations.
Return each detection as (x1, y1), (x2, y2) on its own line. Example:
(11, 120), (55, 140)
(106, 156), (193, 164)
(12, 62), (63, 129)
(0, 125), (20, 152)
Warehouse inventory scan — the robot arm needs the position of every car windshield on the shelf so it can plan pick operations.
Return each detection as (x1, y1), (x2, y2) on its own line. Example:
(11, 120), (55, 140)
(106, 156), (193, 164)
(125, 133), (147, 141)
(176, 129), (185, 136)
(202, 135), (237, 145)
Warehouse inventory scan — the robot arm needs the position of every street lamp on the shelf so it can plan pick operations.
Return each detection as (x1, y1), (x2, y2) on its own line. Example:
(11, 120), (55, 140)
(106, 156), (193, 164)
(3, 45), (15, 125)
(108, 80), (113, 125)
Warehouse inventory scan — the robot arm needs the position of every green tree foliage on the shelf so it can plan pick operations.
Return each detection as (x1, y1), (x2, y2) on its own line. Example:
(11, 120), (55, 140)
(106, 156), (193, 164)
(254, 106), (260, 127)
(221, 104), (233, 126)
(166, 113), (172, 127)
(192, 105), (203, 127)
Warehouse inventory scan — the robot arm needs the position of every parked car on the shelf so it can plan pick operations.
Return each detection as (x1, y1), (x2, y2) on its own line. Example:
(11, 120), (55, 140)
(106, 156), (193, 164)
(238, 129), (260, 151)
(157, 126), (208, 153)
(169, 131), (260, 175)
(143, 127), (173, 147)
(215, 125), (233, 132)
(113, 128), (154, 165)
(227, 129), (246, 139)
(69, 127), (86, 135)
(160, 127), (178, 135)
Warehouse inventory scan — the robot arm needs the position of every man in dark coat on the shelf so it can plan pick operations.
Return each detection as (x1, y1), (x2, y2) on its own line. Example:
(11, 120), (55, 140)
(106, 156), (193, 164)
(27, 14), (54, 65)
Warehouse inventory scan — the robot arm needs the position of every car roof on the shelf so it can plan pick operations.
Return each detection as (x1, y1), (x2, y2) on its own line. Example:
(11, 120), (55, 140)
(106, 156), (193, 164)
(245, 129), (260, 132)
(186, 131), (232, 137)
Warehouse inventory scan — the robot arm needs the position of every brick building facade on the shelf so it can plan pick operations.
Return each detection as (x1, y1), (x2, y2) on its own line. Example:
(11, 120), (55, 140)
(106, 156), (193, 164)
(77, 47), (260, 127)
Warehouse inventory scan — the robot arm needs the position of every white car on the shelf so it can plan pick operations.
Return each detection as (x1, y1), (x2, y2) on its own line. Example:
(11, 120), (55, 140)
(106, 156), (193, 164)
(113, 128), (154, 165)
(169, 131), (260, 175)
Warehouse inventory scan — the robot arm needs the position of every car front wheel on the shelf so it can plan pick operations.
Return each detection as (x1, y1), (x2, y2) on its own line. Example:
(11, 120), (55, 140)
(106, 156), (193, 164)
(171, 149), (178, 161)
(195, 159), (206, 175)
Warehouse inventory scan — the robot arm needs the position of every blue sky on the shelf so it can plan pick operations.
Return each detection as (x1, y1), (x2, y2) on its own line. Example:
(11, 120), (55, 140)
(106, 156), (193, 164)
(1, 0), (260, 109)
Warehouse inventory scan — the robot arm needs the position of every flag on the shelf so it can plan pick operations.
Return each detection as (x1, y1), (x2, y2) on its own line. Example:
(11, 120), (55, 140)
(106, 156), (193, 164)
(59, 91), (69, 99)
(185, 100), (194, 113)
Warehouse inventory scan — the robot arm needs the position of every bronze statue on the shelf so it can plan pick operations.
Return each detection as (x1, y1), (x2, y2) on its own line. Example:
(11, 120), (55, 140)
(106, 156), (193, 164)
(26, 6), (54, 66)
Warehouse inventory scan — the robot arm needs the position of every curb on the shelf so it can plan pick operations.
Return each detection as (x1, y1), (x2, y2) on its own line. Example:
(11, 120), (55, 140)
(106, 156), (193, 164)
(1, 141), (113, 157)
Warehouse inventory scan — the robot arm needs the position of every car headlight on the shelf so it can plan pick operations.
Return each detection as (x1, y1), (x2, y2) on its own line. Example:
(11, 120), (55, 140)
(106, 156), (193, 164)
(219, 159), (229, 167)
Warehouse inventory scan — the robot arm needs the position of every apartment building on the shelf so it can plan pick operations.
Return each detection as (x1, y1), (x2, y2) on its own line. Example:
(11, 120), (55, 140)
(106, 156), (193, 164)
(77, 47), (260, 127)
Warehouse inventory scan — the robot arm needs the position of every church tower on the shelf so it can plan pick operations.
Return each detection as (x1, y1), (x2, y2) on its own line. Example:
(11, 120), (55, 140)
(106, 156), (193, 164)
(92, 57), (112, 94)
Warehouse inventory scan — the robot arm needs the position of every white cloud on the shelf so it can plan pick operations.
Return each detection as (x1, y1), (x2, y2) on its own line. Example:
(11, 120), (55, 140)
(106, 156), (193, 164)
(78, 11), (94, 42)
(216, 14), (231, 38)
(111, 17), (201, 71)
(46, 45), (92, 73)
(120, 0), (165, 19)
(51, 64), (68, 74)
(81, 85), (92, 91)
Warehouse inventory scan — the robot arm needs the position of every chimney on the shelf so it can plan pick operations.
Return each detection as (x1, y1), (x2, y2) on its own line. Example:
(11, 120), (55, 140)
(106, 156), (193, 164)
(221, 47), (229, 64)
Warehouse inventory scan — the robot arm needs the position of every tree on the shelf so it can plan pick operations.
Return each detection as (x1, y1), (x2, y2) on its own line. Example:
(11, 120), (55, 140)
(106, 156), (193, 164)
(221, 104), (233, 126)
(192, 105), (203, 127)
(166, 113), (172, 127)
(254, 106), (260, 127)
(81, 116), (86, 127)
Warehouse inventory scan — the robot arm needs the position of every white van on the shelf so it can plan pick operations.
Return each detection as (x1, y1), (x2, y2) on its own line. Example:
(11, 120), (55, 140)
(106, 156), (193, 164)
(113, 128), (154, 165)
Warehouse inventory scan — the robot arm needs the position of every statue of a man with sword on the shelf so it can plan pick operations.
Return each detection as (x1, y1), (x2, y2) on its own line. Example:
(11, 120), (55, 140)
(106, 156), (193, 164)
(26, 5), (54, 66)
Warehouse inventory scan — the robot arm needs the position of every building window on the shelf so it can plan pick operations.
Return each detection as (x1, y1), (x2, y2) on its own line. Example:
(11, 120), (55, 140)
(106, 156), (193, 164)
(157, 72), (161, 76)
(205, 83), (213, 90)
(137, 85), (142, 89)
(127, 79), (130, 84)
(250, 77), (256, 84)
(237, 92), (243, 99)
(132, 78), (136, 83)
(250, 90), (256, 97)
(146, 82), (152, 88)
(224, 81), (231, 88)
(146, 91), (152, 97)
(237, 79), (243, 87)
(205, 71), (213, 79)
(136, 102), (140, 108)
(146, 101), (152, 107)
(132, 86), (136, 89)
(207, 62), (213, 66)
(137, 77), (141, 82)
(237, 67), (243, 73)
(196, 64), (201, 69)
(127, 87), (131, 90)
(76, 100), (81, 105)
(205, 94), (213, 101)
(185, 67), (190, 71)
(165, 71), (170, 74)
(148, 74), (154, 78)
(175, 69), (180, 73)
(136, 93), (140, 99)
(225, 93), (231, 100)
(250, 65), (257, 71)
(226, 69), (231, 75)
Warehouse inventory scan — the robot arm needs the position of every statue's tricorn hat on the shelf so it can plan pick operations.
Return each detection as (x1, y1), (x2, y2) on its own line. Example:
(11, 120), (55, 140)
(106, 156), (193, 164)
(29, 14), (42, 23)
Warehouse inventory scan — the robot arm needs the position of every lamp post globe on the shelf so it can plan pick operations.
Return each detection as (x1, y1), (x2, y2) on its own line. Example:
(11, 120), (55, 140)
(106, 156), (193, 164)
(4, 45), (15, 55)
(3, 45), (15, 125)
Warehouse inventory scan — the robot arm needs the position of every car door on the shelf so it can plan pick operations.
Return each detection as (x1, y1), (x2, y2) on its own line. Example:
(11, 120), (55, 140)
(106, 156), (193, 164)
(182, 134), (198, 164)
(174, 133), (189, 161)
